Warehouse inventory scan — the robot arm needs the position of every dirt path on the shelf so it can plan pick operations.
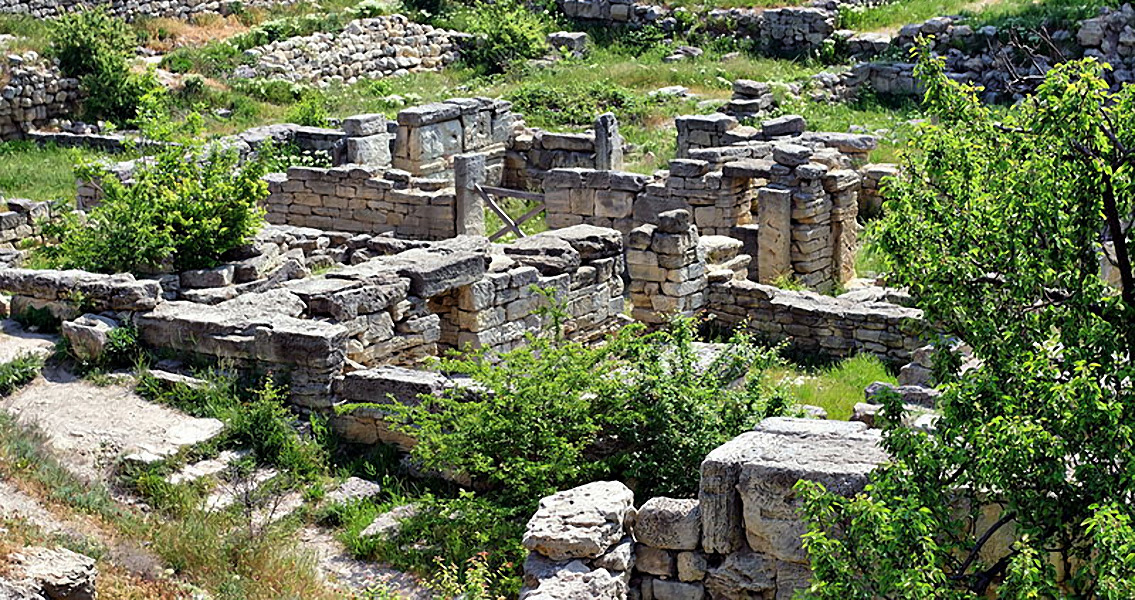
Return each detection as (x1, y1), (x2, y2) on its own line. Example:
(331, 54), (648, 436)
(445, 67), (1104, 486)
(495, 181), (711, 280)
(299, 526), (432, 599)
(1, 366), (224, 482)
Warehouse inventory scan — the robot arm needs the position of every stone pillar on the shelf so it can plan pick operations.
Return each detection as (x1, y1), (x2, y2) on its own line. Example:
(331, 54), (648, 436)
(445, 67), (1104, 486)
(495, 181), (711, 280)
(769, 143), (835, 291)
(454, 153), (486, 236)
(824, 169), (861, 285)
(755, 187), (792, 283)
(594, 112), (624, 171)
(627, 209), (707, 325)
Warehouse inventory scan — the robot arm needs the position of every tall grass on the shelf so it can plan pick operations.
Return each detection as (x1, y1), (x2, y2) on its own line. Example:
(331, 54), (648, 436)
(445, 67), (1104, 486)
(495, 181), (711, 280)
(776, 353), (896, 420)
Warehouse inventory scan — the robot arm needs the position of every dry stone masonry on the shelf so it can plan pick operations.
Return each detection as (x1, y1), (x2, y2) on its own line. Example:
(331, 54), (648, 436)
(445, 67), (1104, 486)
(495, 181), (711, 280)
(242, 16), (464, 87)
(1, 53), (82, 140)
(0, 0), (291, 20)
(0, 198), (54, 251)
(520, 418), (891, 600)
(627, 210), (709, 325)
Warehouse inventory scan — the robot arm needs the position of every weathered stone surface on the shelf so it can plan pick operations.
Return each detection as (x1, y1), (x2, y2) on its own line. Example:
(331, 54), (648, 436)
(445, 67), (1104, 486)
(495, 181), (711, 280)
(652, 579), (705, 600)
(523, 481), (634, 561)
(543, 225), (623, 261)
(360, 504), (420, 540)
(634, 497), (701, 550)
(0, 269), (162, 311)
(734, 418), (887, 563)
(61, 314), (118, 363)
(324, 477), (383, 505)
(677, 551), (707, 582)
(520, 554), (625, 600)
(336, 366), (449, 405)
(504, 235), (582, 275)
(385, 250), (487, 298)
(704, 549), (776, 599)
(592, 536), (634, 572)
(180, 265), (235, 289)
(7, 546), (97, 600)
(634, 544), (675, 577)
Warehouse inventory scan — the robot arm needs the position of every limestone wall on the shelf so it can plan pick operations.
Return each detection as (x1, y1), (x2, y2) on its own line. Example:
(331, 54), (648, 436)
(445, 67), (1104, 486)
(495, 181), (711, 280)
(1, 54), (82, 141)
(543, 168), (647, 235)
(0, 198), (54, 250)
(264, 165), (459, 240)
(243, 16), (463, 87)
(0, 0), (291, 21)
(627, 210), (709, 325)
(505, 113), (624, 189)
(394, 97), (516, 180)
(844, 4), (1135, 102)
(708, 279), (924, 362)
(520, 418), (891, 600)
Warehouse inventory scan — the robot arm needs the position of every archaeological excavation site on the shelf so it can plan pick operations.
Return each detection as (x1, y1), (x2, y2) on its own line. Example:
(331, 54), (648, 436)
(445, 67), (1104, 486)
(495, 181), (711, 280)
(0, 0), (1133, 597)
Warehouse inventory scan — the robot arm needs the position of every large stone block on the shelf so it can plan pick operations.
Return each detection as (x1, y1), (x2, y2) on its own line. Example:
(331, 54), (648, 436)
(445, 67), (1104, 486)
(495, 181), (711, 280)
(727, 418), (887, 563)
(634, 497), (701, 550)
(523, 481), (634, 561)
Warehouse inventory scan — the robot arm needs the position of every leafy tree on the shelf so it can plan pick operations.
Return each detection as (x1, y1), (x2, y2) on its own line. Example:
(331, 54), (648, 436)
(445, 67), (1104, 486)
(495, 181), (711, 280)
(797, 48), (1135, 597)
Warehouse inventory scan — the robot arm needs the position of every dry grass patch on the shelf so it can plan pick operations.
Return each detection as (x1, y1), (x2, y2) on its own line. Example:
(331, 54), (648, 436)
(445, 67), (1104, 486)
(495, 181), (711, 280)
(136, 14), (251, 52)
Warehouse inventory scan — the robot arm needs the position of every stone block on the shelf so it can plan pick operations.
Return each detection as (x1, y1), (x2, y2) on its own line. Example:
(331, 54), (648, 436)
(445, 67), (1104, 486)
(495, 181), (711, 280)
(523, 481), (634, 561)
(634, 497), (700, 550)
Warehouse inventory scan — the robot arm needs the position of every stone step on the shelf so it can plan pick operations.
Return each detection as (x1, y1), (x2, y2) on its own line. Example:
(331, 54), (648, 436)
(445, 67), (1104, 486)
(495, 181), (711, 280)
(166, 450), (250, 486)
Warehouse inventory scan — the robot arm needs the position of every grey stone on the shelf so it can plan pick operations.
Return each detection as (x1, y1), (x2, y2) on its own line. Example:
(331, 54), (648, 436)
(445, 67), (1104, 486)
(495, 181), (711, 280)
(761, 114), (806, 138)
(180, 265), (235, 289)
(523, 481), (634, 561)
(521, 555), (626, 600)
(324, 477), (382, 505)
(7, 546), (97, 600)
(634, 497), (700, 550)
(504, 235), (582, 276)
(652, 579), (704, 600)
(544, 225), (623, 261)
(61, 313), (119, 363)
(634, 544), (674, 577)
(360, 504), (420, 540)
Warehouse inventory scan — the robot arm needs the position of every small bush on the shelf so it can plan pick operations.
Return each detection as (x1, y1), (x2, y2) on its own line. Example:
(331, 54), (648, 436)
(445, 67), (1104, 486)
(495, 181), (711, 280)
(455, 0), (550, 74)
(284, 91), (330, 127)
(48, 8), (159, 124)
(395, 316), (786, 506)
(0, 354), (43, 397)
(39, 138), (267, 274)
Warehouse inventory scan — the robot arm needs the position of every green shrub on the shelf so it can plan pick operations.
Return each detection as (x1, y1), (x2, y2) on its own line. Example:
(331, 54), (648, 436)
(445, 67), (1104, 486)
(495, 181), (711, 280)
(48, 8), (158, 124)
(228, 380), (327, 480)
(39, 140), (267, 274)
(395, 316), (786, 506)
(284, 91), (330, 127)
(505, 80), (647, 128)
(455, 0), (551, 74)
(0, 354), (43, 397)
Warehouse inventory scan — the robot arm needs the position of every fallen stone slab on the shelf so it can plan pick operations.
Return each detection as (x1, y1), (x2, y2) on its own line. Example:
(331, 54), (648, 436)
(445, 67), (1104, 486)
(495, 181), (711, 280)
(6, 546), (97, 600)
(2, 368), (224, 481)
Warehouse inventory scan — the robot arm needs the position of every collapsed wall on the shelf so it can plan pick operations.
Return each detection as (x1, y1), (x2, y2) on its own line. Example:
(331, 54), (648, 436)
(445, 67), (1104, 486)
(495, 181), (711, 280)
(242, 16), (464, 86)
(0, 0), (291, 20)
(1, 54), (82, 141)
(520, 418), (891, 600)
